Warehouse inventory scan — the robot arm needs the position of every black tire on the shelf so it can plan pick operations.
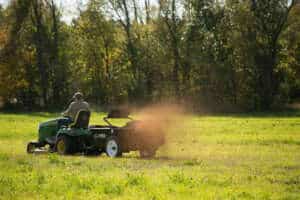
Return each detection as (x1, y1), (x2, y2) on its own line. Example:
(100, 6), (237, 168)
(139, 148), (156, 159)
(84, 149), (103, 156)
(55, 135), (75, 155)
(105, 136), (122, 158)
(27, 142), (36, 154)
(49, 144), (56, 153)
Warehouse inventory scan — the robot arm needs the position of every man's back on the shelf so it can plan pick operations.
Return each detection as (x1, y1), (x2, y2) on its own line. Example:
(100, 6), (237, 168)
(63, 100), (90, 121)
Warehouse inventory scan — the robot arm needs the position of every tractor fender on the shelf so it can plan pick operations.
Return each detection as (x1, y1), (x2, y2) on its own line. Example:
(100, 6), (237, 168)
(56, 127), (70, 139)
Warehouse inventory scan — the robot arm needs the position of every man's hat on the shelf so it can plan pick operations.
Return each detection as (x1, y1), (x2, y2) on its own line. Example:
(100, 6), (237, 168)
(73, 92), (83, 99)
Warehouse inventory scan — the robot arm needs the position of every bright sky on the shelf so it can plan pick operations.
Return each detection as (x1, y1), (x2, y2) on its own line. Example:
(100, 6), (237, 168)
(54, 0), (89, 23)
(0, 0), (158, 24)
(0, 0), (89, 23)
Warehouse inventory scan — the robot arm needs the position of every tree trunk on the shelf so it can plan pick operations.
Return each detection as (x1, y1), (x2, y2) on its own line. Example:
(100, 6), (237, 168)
(145, 0), (150, 24)
(171, 0), (180, 97)
(32, 0), (48, 106)
(50, 0), (61, 105)
(132, 0), (138, 22)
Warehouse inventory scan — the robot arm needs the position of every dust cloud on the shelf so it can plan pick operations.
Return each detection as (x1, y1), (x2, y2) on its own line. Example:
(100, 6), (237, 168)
(131, 103), (190, 157)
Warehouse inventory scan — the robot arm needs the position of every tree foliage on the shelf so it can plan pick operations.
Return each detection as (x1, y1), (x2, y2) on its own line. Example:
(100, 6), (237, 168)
(0, 0), (299, 111)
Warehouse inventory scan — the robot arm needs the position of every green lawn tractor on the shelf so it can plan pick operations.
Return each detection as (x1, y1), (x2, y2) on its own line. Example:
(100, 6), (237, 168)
(27, 109), (165, 158)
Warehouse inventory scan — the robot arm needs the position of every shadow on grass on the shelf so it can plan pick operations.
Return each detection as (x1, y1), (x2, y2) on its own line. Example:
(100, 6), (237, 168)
(1, 108), (300, 118)
(196, 108), (300, 118)
(27, 151), (204, 166)
(216, 139), (300, 146)
(133, 155), (205, 165)
(258, 139), (300, 146)
(23, 112), (59, 118)
(0, 111), (59, 118)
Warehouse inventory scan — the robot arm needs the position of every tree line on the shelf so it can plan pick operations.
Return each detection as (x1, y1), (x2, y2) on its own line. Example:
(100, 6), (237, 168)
(0, 0), (299, 111)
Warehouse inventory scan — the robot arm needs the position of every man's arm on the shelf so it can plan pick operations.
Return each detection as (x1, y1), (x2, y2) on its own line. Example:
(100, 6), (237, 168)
(86, 102), (90, 111)
(62, 102), (75, 117)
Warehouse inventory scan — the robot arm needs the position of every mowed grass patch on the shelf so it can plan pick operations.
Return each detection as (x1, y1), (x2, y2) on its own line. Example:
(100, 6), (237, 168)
(0, 112), (299, 199)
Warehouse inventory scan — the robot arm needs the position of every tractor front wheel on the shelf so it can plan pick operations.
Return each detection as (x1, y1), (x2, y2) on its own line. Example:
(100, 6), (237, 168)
(27, 142), (37, 154)
(56, 136), (74, 155)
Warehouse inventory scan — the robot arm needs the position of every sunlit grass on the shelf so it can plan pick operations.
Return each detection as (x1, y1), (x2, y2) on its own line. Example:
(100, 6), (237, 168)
(0, 112), (299, 199)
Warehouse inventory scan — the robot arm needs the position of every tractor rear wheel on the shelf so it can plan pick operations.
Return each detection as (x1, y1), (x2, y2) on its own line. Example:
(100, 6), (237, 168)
(56, 136), (74, 155)
(105, 136), (122, 158)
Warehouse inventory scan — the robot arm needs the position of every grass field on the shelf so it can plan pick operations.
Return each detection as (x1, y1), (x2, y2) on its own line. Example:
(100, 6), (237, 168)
(0, 111), (300, 200)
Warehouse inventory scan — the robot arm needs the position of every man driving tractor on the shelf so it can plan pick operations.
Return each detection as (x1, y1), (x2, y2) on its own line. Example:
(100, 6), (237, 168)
(63, 92), (90, 120)
(27, 91), (165, 157)
(60, 92), (90, 125)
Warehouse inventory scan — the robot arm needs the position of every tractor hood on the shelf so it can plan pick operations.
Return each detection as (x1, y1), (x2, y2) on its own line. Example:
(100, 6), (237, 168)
(39, 118), (60, 129)
(38, 118), (61, 144)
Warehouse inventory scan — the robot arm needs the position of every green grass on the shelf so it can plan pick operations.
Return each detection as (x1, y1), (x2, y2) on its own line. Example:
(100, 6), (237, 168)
(0, 111), (300, 199)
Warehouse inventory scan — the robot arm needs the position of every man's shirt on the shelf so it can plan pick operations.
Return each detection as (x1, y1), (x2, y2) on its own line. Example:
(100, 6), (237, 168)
(63, 100), (90, 121)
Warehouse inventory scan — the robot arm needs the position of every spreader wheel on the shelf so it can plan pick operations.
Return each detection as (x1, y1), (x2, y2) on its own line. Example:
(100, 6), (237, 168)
(105, 136), (122, 158)
(84, 149), (103, 156)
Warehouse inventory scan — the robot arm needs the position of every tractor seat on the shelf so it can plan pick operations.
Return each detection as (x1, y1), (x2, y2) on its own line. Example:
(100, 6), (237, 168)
(70, 110), (91, 129)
